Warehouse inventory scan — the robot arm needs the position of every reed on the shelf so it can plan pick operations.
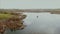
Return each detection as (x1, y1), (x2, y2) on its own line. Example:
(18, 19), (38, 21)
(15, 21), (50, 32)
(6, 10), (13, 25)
(0, 11), (27, 34)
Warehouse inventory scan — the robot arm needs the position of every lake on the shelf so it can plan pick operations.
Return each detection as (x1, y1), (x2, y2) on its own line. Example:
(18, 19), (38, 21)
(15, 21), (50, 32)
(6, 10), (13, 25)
(7, 12), (60, 34)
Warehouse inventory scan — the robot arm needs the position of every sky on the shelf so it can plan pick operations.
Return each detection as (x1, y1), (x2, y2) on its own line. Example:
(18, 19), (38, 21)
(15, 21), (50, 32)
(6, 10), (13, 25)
(0, 0), (60, 9)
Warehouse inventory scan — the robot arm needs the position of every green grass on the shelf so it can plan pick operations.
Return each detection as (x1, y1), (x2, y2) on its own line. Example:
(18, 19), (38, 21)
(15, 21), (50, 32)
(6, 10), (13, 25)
(0, 14), (13, 19)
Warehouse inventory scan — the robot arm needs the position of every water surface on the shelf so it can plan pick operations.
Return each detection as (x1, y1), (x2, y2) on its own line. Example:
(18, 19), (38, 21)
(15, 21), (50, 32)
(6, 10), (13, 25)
(7, 12), (60, 34)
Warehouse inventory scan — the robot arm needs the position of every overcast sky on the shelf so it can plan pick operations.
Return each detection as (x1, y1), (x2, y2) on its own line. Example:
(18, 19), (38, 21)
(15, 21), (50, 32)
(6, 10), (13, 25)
(0, 0), (60, 9)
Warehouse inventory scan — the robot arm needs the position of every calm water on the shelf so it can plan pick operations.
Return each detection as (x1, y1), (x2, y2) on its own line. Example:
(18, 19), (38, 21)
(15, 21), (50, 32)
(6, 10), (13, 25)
(7, 12), (60, 34)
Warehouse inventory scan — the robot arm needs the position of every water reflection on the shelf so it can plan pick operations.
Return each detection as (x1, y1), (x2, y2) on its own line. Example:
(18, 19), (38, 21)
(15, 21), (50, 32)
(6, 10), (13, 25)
(7, 12), (60, 34)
